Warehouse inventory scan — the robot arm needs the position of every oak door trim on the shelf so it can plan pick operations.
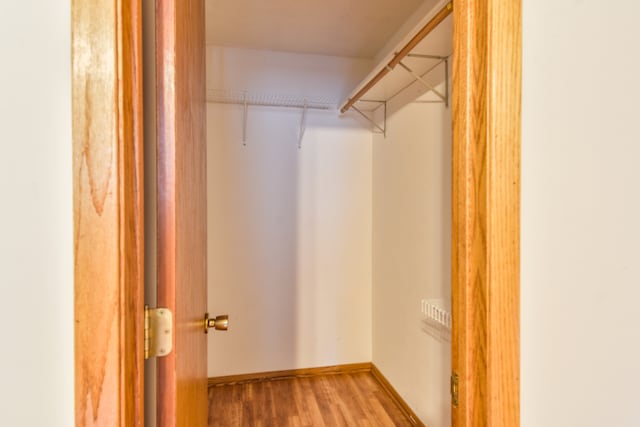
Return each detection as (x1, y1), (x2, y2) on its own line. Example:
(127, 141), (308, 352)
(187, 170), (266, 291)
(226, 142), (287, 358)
(73, 0), (144, 425)
(155, 0), (209, 426)
(451, 1), (521, 426)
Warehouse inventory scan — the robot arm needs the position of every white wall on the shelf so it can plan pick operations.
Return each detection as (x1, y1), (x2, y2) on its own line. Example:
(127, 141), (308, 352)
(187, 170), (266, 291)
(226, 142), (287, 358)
(372, 80), (451, 426)
(207, 46), (372, 104)
(206, 47), (373, 376)
(0, 1), (73, 426)
(522, 1), (640, 426)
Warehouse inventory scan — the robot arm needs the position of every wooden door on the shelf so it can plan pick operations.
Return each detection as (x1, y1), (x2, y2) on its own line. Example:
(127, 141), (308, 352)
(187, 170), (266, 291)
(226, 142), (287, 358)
(155, 0), (208, 426)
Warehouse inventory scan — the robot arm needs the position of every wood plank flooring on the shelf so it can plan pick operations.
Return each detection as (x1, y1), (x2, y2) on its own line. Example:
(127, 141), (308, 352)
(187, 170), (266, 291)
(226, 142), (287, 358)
(208, 371), (416, 426)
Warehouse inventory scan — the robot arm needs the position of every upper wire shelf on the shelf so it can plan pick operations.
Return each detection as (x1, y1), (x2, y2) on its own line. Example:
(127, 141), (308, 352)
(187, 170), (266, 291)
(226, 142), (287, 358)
(206, 89), (338, 147)
(207, 89), (338, 111)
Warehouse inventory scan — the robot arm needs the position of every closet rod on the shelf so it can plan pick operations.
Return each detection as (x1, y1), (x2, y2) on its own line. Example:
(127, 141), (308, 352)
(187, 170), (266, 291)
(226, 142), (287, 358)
(340, 1), (452, 114)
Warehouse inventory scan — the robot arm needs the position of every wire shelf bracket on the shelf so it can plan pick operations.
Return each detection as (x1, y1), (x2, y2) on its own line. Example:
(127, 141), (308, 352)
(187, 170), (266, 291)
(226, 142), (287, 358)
(399, 55), (449, 107)
(298, 101), (308, 150)
(242, 91), (248, 145)
(341, 54), (450, 137)
(351, 100), (386, 137)
(339, 1), (453, 114)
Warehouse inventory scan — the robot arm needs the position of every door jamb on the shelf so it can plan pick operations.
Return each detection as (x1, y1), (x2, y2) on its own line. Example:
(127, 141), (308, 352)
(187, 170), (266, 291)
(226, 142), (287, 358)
(452, 1), (521, 426)
(72, 0), (144, 425)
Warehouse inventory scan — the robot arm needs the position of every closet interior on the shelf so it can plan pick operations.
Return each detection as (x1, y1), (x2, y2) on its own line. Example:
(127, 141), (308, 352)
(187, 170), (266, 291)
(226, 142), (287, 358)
(206, 0), (453, 424)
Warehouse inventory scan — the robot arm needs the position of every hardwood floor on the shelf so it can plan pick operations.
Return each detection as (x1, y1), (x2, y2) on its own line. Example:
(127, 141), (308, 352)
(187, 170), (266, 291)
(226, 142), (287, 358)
(208, 371), (416, 426)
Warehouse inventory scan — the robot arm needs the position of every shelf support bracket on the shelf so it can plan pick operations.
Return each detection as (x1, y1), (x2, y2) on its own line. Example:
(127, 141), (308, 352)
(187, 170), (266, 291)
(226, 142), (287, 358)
(242, 91), (248, 145)
(444, 57), (449, 108)
(352, 102), (386, 137)
(298, 100), (308, 149)
(406, 53), (448, 60)
(397, 60), (446, 102)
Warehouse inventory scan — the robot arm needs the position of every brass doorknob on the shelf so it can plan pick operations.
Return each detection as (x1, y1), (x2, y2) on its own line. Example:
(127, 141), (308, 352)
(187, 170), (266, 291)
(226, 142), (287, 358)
(204, 313), (229, 333)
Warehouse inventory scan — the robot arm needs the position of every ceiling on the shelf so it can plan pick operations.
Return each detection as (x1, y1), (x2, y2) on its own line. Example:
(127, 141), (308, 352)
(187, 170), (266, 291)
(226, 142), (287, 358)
(205, 0), (432, 58)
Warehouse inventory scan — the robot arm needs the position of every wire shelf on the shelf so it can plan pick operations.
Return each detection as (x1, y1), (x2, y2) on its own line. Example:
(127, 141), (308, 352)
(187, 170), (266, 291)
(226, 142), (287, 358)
(207, 89), (337, 111)
(421, 299), (452, 330)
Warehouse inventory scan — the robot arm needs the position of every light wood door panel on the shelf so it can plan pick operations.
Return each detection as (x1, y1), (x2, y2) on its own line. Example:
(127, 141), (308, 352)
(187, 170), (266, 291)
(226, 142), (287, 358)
(156, 0), (208, 426)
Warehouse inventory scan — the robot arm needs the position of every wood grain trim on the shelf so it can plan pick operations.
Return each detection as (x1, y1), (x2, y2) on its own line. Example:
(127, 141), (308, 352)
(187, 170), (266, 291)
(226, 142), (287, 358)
(451, 0), (521, 426)
(118, 0), (145, 424)
(73, 0), (144, 425)
(155, 0), (178, 421)
(485, 1), (521, 424)
(156, 1), (208, 426)
(208, 363), (373, 387)
(370, 364), (426, 427)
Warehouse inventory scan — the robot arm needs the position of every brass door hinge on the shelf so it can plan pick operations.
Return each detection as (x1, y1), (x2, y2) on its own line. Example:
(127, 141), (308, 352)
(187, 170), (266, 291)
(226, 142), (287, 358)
(144, 305), (173, 359)
(451, 372), (459, 407)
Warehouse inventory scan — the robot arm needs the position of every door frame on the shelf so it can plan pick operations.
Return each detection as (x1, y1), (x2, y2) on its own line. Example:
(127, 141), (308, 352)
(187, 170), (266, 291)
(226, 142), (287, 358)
(451, 1), (521, 425)
(72, 0), (144, 425)
(72, 0), (521, 425)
